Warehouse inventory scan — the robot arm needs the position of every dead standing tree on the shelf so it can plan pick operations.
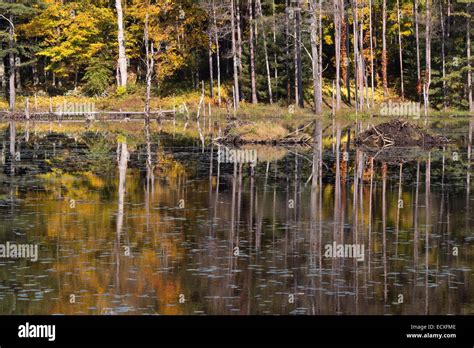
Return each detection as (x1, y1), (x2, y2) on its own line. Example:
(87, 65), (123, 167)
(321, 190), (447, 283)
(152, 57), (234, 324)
(0, 14), (15, 111)
(424, 0), (432, 118)
(115, 0), (128, 88)
(144, 12), (155, 170)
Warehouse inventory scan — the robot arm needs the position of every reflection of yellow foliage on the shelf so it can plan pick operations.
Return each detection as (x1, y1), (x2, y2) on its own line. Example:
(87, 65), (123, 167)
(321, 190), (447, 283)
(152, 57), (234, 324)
(156, 151), (187, 179)
(25, 166), (190, 314)
(82, 172), (105, 189)
(240, 145), (288, 163)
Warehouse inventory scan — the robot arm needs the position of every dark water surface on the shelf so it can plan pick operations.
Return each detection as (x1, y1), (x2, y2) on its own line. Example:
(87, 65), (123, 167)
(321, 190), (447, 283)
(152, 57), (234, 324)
(0, 118), (472, 315)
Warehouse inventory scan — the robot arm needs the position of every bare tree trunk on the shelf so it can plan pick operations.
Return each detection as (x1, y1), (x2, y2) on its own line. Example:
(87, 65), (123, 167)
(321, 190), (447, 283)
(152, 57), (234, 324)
(0, 58), (4, 91)
(466, 3), (474, 112)
(249, 0), (258, 104)
(236, 0), (243, 76)
(310, 0), (321, 114)
(144, 15), (154, 117)
(295, 0), (304, 108)
(231, 0), (240, 108)
(396, 0), (404, 99)
(212, 0), (221, 105)
(115, 0), (128, 88)
(468, 3), (473, 112)
(440, 1), (447, 109)
(382, 0), (388, 97)
(424, 0), (432, 117)
(272, 0), (278, 100)
(351, 0), (359, 113)
(144, 13), (155, 167)
(285, 0), (291, 103)
(208, 35), (214, 99)
(8, 15), (15, 112)
(414, 0), (421, 102)
(343, 0), (351, 104)
(318, 0), (323, 109)
(334, 0), (342, 110)
(358, 0), (365, 110)
(369, 0), (375, 107)
(294, 6), (299, 106)
(256, 0), (273, 104)
(15, 56), (21, 92)
(397, 0), (405, 100)
(32, 64), (39, 87)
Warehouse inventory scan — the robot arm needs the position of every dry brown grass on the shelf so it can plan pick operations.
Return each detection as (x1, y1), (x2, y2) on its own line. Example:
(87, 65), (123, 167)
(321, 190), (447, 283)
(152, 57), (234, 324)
(237, 122), (289, 142)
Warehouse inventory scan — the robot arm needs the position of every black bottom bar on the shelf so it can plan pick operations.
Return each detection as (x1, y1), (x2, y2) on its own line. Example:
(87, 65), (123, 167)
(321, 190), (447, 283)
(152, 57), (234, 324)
(0, 315), (472, 346)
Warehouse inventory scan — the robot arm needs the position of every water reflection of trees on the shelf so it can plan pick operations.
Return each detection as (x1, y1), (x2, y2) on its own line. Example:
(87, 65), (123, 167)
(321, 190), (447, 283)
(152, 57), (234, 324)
(0, 119), (472, 315)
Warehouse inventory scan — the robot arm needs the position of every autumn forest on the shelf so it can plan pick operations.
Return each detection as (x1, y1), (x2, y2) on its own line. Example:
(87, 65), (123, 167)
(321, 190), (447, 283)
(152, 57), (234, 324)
(0, 0), (472, 115)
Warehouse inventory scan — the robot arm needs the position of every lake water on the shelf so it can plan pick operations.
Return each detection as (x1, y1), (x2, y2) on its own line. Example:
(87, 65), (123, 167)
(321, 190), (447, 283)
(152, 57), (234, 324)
(0, 118), (472, 315)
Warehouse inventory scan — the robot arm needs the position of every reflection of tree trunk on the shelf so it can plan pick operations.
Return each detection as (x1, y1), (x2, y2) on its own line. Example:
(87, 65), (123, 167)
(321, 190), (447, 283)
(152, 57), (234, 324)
(117, 141), (128, 236)
(352, 150), (361, 314)
(334, 123), (342, 314)
(256, 162), (269, 252)
(425, 153), (431, 315)
(395, 163), (403, 256)
(382, 163), (387, 303)
(467, 120), (473, 203)
(413, 160), (420, 302)
(312, 119), (322, 189)
(208, 146), (214, 238)
(9, 121), (15, 176)
(213, 145), (221, 239)
(237, 163), (242, 248)
(116, 141), (128, 294)
(368, 157), (374, 275)
(249, 163), (255, 252)
(229, 162), (237, 269)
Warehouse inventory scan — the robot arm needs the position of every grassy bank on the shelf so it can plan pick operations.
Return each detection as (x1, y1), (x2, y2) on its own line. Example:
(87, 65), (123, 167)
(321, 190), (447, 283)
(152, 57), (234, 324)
(2, 81), (472, 120)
